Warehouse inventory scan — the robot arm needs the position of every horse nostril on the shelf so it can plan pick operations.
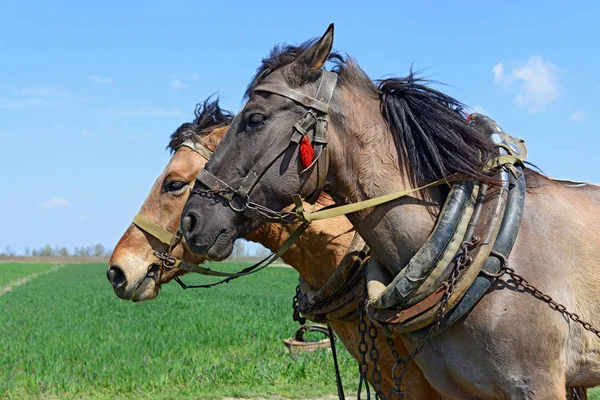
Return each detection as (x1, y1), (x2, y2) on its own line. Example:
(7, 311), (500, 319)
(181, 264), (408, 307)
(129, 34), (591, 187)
(107, 265), (127, 290)
(181, 213), (197, 236)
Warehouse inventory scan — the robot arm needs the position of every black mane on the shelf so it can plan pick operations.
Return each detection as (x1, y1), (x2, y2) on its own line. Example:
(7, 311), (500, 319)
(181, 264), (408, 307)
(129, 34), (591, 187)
(378, 72), (497, 185)
(246, 40), (498, 185)
(167, 96), (234, 153)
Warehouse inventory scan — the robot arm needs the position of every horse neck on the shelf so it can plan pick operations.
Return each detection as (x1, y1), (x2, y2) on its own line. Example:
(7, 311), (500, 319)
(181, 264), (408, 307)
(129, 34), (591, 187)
(327, 87), (442, 273)
(246, 219), (354, 289)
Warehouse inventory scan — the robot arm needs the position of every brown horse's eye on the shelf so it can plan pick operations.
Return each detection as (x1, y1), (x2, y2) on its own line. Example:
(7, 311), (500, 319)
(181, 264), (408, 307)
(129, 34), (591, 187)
(163, 181), (187, 193)
(247, 113), (266, 129)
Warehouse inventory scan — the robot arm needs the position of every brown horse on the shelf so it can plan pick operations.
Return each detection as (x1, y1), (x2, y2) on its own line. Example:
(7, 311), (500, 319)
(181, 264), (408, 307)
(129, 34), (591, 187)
(107, 99), (442, 399)
(181, 26), (599, 399)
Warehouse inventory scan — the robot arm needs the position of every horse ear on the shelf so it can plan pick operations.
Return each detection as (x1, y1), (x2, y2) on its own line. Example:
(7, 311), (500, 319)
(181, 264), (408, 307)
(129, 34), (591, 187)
(294, 24), (334, 75)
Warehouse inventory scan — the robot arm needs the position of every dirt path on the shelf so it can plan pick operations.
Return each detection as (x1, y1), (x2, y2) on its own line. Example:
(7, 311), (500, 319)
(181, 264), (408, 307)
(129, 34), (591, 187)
(0, 263), (65, 296)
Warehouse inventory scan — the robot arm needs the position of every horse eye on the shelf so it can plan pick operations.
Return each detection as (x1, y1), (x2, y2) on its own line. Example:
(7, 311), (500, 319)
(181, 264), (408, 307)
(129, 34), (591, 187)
(247, 113), (266, 129)
(163, 181), (187, 193)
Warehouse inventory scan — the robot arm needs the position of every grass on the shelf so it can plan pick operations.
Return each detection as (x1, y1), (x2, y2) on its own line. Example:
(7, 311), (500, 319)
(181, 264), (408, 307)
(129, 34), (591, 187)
(1, 262), (598, 399)
(0, 263), (56, 287)
(0, 263), (358, 399)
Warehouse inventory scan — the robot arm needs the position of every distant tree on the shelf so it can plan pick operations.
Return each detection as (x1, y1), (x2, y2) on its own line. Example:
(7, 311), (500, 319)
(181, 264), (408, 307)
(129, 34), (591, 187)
(32, 249), (39, 257)
(233, 241), (246, 260)
(59, 247), (69, 257)
(255, 246), (271, 259)
(24, 246), (31, 257)
(39, 244), (54, 257)
(82, 246), (93, 258)
(93, 243), (105, 257)
(73, 246), (80, 257)
(4, 246), (15, 257)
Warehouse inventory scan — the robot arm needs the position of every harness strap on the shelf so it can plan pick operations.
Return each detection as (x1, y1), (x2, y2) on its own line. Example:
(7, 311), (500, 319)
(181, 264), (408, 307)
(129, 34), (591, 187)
(171, 222), (310, 277)
(133, 214), (177, 246)
(292, 154), (526, 224)
(196, 70), (339, 216)
(253, 84), (331, 113)
(179, 140), (213, 162)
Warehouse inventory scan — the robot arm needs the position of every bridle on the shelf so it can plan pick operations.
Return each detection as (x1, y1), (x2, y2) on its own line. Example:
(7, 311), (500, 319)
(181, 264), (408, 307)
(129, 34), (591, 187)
(194, 70), (339, 221)
(131, 140), (288, 289)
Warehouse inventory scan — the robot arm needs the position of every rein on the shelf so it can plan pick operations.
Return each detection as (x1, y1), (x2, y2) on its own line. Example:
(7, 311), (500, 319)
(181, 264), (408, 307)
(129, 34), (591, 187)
(131, 140), (297, 289)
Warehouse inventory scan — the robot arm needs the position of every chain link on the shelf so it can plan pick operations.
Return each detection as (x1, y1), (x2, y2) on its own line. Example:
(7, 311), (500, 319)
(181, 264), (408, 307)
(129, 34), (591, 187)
(190, 188), (299, 224)
(501, 266), (600, 339)
(292, 285), (307, 326)
(368, 321), (385, 399)
(357, 301), (371, 400)
(189, 187), (232, 200)
(385, 240), (474, 398)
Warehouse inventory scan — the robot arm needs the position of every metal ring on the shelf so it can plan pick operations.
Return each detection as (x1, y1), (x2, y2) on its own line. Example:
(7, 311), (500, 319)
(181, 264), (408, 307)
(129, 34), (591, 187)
(229, 195), (249, 213)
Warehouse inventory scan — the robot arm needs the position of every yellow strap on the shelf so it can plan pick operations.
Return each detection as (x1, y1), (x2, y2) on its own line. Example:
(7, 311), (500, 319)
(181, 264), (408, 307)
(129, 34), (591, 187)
(132, 214), (177, 246)
(293, 175), (461, 223)
(293, 154), (526, 224)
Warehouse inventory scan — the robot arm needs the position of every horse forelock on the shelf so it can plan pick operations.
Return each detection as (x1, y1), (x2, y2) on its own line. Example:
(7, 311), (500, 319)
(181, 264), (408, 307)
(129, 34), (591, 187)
(167, 96), (233, 154)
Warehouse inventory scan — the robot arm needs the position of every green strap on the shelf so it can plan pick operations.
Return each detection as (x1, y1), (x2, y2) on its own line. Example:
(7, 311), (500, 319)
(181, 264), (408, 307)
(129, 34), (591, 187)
(292, 155), (526, 224)
(132, 214), (177, 246)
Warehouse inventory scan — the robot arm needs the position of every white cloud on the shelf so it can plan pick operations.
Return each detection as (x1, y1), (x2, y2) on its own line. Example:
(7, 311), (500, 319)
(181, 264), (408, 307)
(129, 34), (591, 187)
(17, 88), (70, 97)
(168, 73), (199, 90)
(470, 105), (488, 115)
(0, 96), (68, 110)
(493, 56), (561, 113)
(89, 75), (113, 84)
(0, 88), (72, 110)
(170, 79), (187, 90)
(95, 106), (183, 117)
(41, 198), (72, 209)
(570, 111), (585, 121)
(492, 64), (504, 84)
(80, 129), (94, 137)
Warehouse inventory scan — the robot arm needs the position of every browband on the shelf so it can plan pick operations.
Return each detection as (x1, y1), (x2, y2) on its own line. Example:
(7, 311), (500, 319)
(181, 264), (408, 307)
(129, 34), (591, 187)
(195, 70), (338, 220)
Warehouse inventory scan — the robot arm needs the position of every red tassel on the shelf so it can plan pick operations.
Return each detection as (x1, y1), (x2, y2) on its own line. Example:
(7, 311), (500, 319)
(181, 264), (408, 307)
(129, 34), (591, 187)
(299, 136), (314, 168)
(466, 113), (472, 122)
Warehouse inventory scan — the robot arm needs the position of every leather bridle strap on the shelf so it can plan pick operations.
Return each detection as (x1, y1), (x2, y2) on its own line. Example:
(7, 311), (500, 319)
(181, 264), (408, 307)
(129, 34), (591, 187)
(195, 70), (338, 220)
(256, 71), (338, 205)
(133, 209), (309, 277)
(179, 140), (213, 161)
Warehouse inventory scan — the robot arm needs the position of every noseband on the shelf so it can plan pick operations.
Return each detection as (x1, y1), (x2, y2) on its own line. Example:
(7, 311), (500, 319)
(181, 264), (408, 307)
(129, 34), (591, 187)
(194, 70), (338, 222)
(130, 139), (307, 289)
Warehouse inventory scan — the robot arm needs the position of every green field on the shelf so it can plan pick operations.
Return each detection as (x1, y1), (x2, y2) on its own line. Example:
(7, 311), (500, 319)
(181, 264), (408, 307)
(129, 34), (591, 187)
(1, 262), (598, 399)
(0, 263), (56, 287)
(0, 263), (358, 399)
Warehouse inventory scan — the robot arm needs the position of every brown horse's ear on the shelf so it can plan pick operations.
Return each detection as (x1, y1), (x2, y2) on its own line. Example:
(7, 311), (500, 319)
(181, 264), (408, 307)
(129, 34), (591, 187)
(292, 24), (334, 77)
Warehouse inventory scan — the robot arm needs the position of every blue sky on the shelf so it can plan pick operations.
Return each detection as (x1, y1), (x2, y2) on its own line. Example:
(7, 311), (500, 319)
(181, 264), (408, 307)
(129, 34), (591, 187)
(0, 0), (598, 254)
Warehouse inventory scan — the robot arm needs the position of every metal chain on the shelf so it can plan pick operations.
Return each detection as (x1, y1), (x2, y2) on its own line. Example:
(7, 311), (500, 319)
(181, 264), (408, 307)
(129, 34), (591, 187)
(189, 187), (232, 199)
(368, 321), (385, 399)
(189, 188), (299, 224)
(386, 241), (474, 399)
(500, 266), (600, 339)
(292, 285), (307, 325)
(245, 201), (299, 223)
(357, 301), (371, 400)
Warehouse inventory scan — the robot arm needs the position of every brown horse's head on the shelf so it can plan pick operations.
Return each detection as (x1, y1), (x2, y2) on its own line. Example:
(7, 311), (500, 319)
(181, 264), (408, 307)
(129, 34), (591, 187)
(107, 98), (232, 301)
